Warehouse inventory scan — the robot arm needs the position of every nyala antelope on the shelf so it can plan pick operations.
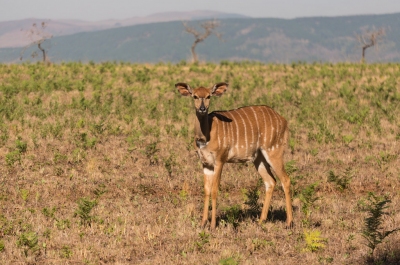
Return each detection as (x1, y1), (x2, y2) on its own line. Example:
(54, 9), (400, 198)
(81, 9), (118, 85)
(175, 82), (293, 230)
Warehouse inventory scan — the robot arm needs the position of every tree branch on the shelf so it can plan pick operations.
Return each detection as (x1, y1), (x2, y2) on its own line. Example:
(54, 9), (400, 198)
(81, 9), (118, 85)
(183, 20), (222, 62)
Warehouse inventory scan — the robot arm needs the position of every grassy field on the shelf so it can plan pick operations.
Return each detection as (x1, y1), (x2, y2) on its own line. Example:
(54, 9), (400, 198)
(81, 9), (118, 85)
(0, 61), (399, 264)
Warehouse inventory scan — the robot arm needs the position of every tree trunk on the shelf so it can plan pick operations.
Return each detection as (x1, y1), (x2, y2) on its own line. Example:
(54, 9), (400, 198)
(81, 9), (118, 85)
(362, 46), (366, 63)
(191, 42), (198, 63)
(38, 42), (46, 62)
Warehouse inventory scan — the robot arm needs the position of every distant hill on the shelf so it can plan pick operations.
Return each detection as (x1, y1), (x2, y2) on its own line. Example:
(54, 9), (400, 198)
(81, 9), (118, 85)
(0, 10), (247, 48)
(1, 12), (400, 63)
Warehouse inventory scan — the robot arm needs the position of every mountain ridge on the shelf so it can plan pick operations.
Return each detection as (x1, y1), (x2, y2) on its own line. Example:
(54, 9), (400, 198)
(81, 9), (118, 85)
(0, 10), (248, 48)
(1, 12), (399, 63)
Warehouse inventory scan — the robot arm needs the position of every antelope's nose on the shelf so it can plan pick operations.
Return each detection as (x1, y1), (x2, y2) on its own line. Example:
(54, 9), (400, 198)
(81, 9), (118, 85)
(199, 101), (207, 112)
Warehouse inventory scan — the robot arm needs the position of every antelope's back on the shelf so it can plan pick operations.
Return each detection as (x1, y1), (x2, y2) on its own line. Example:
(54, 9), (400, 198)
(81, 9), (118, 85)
(209, 105), (288, 161)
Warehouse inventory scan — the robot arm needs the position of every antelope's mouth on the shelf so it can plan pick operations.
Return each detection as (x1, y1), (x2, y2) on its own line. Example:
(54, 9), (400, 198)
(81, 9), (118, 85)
(196, 109), (208, 115)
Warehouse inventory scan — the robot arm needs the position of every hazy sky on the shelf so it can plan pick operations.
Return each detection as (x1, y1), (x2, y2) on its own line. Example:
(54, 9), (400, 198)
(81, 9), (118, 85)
(1, 0), (400, 22)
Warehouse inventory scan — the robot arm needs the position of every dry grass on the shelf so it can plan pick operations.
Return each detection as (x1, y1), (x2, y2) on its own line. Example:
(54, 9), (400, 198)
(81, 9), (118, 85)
(0, 61), (399, 264)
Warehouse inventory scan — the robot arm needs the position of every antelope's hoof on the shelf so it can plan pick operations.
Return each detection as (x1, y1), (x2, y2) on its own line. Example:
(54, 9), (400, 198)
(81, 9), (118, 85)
(286, 221), (294, 229)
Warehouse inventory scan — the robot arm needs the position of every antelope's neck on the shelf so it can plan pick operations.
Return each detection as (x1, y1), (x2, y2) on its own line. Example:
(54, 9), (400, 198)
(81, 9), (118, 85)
(194, 113), (210, 144)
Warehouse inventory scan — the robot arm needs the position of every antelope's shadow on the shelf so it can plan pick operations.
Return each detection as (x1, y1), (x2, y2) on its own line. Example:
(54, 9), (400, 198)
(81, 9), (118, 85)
(216, 205), (295, 230)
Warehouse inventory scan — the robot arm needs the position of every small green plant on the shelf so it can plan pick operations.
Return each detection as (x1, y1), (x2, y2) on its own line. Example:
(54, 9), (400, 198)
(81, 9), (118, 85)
(60, 245), (73, 258)
(5, 150), (21, 166)
(78, 132), (97, 149)
(0, 240), (4, 252)
(15, 139), (28, 153)
(247, 238), (273, 254)
(164, 153), (177, 177)
(195, 231), (210, 252)
(42, 228), (51, 239)
(20, 189), (29, 202)
(299, 182), (320, 226)
(285, 160), (298, 175)
(0, 215), (13, 236)
(42, 207), (57, 219)
(342, 134), (354, 144)
(327, 169), (352, 191)
(303, 229), (327, 252)
(56, 219), (71, 230)
(74, 197), (98, 226)
(360, 192), (399, 259)
(219, 256), (239, 265)
(5, 139), (28, 166)
(179, 189), (188, 201)
(17, 231), (39, 257)
(144, 141), (159, 165)
(93, 184), (107, 199)
(222, 204), (242, 229)
(243, 179), (262, 217)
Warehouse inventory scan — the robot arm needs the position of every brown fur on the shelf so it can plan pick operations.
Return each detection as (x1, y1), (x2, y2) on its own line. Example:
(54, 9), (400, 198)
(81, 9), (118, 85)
(176, 82), (293, 230)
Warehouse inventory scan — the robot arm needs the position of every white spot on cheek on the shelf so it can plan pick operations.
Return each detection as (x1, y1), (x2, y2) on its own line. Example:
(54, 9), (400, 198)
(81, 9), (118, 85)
(203, 168), (214, 175)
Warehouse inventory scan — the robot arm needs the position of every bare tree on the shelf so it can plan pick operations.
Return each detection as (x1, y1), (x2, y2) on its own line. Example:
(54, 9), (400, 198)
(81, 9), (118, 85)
(20, 22), (53, 63)
(356, 28), (385, 63)
(183, 20), (222, 63)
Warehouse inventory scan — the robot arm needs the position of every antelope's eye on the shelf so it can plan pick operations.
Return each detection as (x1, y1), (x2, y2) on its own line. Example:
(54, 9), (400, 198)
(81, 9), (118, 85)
(193, 95), (199, 99)
(206, 95), (211, 99)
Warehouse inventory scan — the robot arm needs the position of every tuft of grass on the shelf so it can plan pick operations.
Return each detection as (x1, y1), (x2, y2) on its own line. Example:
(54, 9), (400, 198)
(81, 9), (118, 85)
(299, 182), (320, 226)
(17, 231), (39, 257)
(195, 231), (210, 252)
(219, 256), (239, 265)
(221, 204), (242, 229)
(327, 169), (352, 191)
(0, 240), (4, 252)
(60, 245), (73, 259)
(361, 192), (400, 259)
(164, 153), (177, 177)
(74, 197), (98, 226)
(144, 141), (159, 165)
(303, 229), (327, 252)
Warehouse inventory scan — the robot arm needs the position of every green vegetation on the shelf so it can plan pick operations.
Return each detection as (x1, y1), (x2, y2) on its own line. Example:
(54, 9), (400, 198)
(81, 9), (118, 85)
(0, 61), (399, 264)
(303, 229), (327, 252)
(360, 193), (400, 260)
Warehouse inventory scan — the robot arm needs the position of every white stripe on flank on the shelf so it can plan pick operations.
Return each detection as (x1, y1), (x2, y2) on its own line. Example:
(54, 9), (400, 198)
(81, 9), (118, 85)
(242, 107), (254, 152)
(250, 106), (260, 148)
(225, 112), (233, 151)
(276, 111), (282, 144)
(266, 109), (274, 145)
(221, 115), (226, 148)
(261, 107), (267, 146)
(235, 109), (248, 155)
(217, 117), (221, 148)
(233, 110), (241, 154)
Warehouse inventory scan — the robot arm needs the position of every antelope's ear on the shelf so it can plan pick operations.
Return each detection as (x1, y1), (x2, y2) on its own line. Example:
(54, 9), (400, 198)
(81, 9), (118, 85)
(211, 82), (228, 96)
(175, 82), (193, 97)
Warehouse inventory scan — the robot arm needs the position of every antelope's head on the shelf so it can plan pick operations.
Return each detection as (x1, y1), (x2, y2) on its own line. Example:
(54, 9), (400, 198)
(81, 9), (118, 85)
(175, 82), (228, 115)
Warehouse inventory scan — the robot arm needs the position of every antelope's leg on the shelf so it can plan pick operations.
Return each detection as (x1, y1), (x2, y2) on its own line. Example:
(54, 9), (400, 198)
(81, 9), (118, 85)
(210, 163), (223, 230)
(273, 162), (293, 227)
(254, 153), (276, 223)
(262, 150), (293, 227)
(201, 166), (214, 228)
